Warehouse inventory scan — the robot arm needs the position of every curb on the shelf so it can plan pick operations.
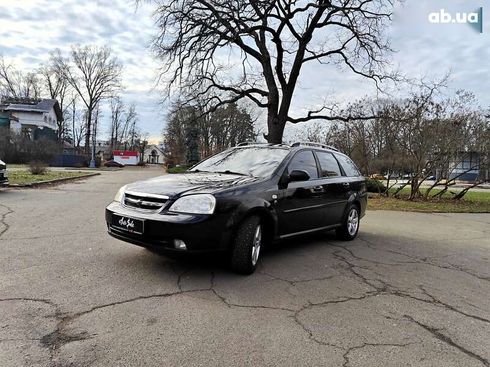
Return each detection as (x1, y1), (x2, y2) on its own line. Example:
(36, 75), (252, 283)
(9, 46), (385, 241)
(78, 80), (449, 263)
(64, 167), (122, 172)
(8, 172), (101, 188)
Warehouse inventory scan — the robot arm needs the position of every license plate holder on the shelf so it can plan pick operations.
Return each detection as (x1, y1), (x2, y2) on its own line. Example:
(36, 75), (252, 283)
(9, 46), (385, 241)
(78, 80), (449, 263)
(111, 214), (144, 235)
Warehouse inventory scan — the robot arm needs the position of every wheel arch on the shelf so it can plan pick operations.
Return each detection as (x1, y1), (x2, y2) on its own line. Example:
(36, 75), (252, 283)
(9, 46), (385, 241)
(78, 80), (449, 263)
(341, 195), (362, 222)
(351, 199), (361, 211)
(231, 206), (277, 248)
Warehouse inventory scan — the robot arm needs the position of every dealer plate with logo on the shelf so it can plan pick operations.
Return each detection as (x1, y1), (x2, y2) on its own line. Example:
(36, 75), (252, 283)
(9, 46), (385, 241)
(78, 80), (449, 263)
(111, 214), (144, 235)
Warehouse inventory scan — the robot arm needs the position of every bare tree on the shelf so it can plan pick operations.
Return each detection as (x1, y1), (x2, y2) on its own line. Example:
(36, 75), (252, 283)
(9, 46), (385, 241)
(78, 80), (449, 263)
(0, 56), (41, 99)
(53, 46), (122, 152)
(109, 96), (125, 153)
(22, 72), (42, 99)
(299, 84), (489, 200)
(148, 0), (396, 143)
(0, 57), (18, 97)
(39, 61), (70, 141)
(119, 103), (139, 150)
(70, 98), (86, 149)
(126, 104), (139, 150)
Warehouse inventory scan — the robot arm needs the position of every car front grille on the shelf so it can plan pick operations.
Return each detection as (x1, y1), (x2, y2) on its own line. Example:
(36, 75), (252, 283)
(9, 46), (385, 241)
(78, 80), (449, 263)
(123, 191), (169, 211)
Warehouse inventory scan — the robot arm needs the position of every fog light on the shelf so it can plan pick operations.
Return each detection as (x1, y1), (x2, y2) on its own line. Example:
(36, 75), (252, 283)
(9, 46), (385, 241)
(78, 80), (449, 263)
(174, 239), (187, 250)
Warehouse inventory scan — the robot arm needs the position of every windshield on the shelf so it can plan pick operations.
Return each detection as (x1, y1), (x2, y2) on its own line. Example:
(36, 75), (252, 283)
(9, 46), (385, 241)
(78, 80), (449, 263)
(190, 147), (290, 177)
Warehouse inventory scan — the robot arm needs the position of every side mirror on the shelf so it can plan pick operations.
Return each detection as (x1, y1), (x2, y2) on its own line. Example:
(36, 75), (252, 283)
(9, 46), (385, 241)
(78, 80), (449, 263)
(289, 170), (310, 182)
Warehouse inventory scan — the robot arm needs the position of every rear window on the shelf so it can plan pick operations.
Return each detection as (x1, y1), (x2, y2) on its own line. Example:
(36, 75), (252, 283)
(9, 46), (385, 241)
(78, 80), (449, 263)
(335, 154), (361, 177)
(316, 151), (342, 177)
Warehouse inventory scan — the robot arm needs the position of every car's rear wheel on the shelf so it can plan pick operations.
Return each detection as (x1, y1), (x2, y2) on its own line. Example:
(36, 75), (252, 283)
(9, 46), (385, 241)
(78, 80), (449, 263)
(230, 215), (262, 274)
(336, 204), (360, 241)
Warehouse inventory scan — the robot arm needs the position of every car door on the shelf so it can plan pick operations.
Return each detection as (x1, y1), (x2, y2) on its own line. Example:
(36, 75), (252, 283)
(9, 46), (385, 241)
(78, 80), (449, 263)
(314, 150), (349, 225)
(276, 150), (326, 237)
(333, 152), (364, 210)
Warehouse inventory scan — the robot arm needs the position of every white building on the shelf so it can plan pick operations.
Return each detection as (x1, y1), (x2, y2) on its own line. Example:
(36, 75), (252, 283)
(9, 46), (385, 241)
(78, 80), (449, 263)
(0, 98), (62, 139)
(113, 150), (140, 166)
(143, 144), (165, 164)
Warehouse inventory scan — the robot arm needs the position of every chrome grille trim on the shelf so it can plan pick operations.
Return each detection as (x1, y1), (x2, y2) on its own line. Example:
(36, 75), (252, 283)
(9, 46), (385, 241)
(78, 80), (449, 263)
(125, 190), (169, 200)
(123, 191), (169, 212)
(125, 197), (163, 207)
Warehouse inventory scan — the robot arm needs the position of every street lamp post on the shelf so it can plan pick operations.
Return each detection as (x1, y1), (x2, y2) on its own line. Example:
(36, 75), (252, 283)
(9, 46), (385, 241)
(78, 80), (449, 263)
(89, 144), (96, 168)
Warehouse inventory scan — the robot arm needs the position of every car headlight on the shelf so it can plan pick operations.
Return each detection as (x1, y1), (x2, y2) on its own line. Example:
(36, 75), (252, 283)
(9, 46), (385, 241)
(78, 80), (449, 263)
(114, 185), (127, 202)
(169, 194), (216, 214)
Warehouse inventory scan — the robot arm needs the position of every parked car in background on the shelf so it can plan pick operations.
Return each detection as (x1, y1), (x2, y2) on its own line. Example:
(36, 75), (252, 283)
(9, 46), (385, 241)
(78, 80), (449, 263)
(0, 159), (8, 187)
(106, 142), (367, 274)
(104, 160), (125, 168)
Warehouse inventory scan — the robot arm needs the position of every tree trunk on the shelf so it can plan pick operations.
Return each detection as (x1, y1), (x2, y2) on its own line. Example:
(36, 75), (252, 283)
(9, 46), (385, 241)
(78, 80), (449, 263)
(85, 107), (92, 154)
(72, 101), (76, 148)
(265, 114), (286, 144)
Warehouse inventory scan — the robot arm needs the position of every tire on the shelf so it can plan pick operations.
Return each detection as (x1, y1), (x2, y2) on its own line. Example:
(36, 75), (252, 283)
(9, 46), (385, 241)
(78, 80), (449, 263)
(336, 204), (360, 241)
(230, 215), (262, 274)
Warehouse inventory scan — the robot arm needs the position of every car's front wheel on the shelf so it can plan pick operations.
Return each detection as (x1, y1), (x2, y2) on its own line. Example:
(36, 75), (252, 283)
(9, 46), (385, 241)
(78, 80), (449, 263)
(230, 215), (262, 274)
(336, 204), (360, 241)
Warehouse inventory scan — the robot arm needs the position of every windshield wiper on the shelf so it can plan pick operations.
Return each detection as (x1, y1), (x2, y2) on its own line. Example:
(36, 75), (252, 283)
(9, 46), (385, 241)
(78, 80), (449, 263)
(214, 170), (250, 176)
(188, 169), (210, 173)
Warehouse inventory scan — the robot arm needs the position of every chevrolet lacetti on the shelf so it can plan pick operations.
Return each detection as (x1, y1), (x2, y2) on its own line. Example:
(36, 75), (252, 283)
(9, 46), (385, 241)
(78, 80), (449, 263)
(106, 142), (367, 274)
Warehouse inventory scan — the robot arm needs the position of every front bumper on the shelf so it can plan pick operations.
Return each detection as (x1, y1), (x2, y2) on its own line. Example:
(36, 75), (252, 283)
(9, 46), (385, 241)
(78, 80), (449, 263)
(105, 201), (234, 253)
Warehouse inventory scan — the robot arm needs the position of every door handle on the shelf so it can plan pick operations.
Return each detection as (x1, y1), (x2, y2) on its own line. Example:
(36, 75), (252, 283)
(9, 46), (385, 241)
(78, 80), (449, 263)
(342, 182), (350, 187)
(313, 186), (324, 192)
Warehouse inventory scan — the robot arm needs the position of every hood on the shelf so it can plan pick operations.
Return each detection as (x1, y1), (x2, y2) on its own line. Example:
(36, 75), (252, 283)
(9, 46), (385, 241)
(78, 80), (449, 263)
(124, 172), (260, 198)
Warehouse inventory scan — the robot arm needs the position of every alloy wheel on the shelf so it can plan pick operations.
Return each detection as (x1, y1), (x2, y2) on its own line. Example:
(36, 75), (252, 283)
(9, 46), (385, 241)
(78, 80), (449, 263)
(347, 208), (359, 236)
(251, 225), (262, 266)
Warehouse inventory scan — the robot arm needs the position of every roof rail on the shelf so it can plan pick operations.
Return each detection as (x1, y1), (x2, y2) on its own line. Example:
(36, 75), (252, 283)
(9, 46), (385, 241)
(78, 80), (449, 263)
(236, 141), (257, 146)
(236, 141), (290, 147)
(291, 141), (338, 151)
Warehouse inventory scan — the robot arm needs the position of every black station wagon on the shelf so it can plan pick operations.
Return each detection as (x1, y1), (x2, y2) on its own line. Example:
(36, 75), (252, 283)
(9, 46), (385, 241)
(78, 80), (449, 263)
(106, 142), (367, 274)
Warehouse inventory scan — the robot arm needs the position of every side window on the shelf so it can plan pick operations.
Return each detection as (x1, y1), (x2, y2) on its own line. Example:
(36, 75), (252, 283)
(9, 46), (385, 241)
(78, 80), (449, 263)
(288, 150), (319, 179)
(335, 154), (361, 177)
(316, 151), (342, 177)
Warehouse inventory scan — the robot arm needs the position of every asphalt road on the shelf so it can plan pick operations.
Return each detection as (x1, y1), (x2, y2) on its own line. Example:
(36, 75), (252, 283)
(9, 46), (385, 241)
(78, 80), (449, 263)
(1, 166), (489, 367)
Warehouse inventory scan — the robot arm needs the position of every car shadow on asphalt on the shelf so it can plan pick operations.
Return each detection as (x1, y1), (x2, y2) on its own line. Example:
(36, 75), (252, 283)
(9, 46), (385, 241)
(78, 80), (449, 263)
(130, 230), (345, 277)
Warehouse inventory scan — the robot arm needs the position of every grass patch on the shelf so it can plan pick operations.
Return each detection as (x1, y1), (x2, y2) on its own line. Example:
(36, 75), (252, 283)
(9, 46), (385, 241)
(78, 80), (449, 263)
(8, 170), (94, 186)
(388, 187), (490, 201)
(5, 164), (28, 169)
(369, 189), (490, 213)
(167, 166), (190, 174)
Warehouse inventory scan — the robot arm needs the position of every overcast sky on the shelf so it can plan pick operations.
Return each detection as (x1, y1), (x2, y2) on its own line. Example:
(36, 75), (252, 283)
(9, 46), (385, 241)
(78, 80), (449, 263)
(0, 0), (487, 143)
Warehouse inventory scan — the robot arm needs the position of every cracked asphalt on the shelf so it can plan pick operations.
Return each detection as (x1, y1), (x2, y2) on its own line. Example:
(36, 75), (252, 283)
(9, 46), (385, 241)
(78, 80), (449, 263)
(0, 166), (489, 367)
